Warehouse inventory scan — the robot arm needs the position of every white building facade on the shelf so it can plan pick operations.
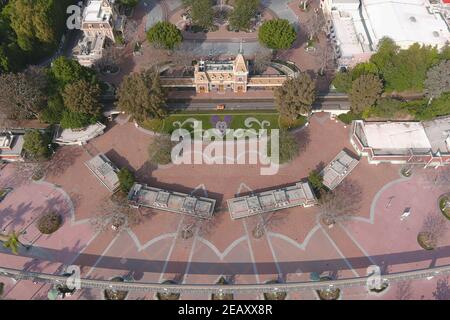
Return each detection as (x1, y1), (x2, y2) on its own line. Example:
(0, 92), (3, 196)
(321, 0), (450, 69)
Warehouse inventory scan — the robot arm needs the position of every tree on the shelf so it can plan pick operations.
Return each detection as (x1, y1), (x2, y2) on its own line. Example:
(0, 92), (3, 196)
(117, 168), (135, 193)
(275, 73), (316, 119)
(229, 0), (259, 31)
(60, 110), (98, 129)
(258, 19), (297, 50)
(0, 70), (46, 123)
(5, 0), (65, 52)
(332, 71), (352, 93)
(278, 129), (300, 164)
(23, 129), (51, 160)
(252, 49), (272, 75)
(148, 134), (174, 165)
(370, 38), (440, 92)
(40, 94), (65, 124)
(116, 70), (167, 122)
(349, 74), (383, 114)
(308, 170), (323, 191)
(424, 60), (450, 100)
(50, 56), (97, 88)
(305, 10), (325, 41)
(62, 80), (102, 116)
(419, 212), (448, 250)
(90, 196), (148, 233)
(318, 180), (362, 225)
(183, 0), (214, 30)
(0, 230), (25, 255)
(147, 21), (183, 50)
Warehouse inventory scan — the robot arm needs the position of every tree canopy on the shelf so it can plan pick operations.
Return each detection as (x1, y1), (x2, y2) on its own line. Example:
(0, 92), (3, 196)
(275, 73), (316, 119)
(258, 19), (297, 50)
(116, 70), (167, 122)
(349, 74), (383, 114)
(424, 60), (450, 99)
(229, 0), (259, 31)
(50, 56), (97, 88)
(23, 129), (51, 160)
(0, 68), (47, 123)
(183, 0), (214, 30)
(146, 21), (183, 50)
(62, 80), (102, 116)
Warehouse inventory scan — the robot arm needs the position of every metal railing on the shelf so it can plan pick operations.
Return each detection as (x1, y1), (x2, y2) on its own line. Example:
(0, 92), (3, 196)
(1, 264), (449, 294)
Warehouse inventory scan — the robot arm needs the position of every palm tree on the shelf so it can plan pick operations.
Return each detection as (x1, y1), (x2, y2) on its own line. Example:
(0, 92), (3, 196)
(0, 231), (25, 255)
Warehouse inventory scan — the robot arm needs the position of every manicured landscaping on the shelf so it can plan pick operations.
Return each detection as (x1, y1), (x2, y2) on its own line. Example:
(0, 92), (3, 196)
(103, 276), (129, 300)
(316, 276), (341, 300)
(36, 212), (63, 235)
(417, 232), (436, 251)
(263, 280), (287, 300)
(156, 280), (181, 300)
(439, 195), (450, 220)
(140, 113), (307, 135)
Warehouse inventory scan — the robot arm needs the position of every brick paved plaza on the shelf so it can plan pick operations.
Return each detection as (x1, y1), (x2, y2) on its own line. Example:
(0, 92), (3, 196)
(2, 113), (450, 299)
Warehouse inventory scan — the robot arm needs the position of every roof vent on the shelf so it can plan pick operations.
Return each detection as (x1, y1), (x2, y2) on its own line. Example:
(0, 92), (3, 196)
(433, 31), (440, 37)
(409, 16), (417, 22)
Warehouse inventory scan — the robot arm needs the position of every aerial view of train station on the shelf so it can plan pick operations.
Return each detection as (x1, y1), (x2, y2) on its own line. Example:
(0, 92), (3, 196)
(1, 0), (450, 306)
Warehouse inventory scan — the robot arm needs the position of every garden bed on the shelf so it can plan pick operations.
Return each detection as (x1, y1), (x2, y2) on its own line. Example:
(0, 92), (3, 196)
(156, 280), (180, 300)
(103, 277), (129, 300)
(263, 280), (287, 300)
(417, 232), (436, 250)
(438, 195), (450, 220)
(316, 276), (341, 300)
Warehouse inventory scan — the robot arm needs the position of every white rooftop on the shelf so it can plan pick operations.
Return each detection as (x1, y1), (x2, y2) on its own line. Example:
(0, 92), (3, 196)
(85, 154), (120, 192)
(362, 122), (432, 149)
(322, 150), (360, 190)
(227, 182), (317, 220)
(83, 0), (113, 23)
(363, 0), (450, 49)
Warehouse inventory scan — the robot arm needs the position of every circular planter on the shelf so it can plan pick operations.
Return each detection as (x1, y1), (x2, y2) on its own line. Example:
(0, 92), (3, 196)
(36, 212), (63, 235)
(103, 276), (129, 300)
(156, 280), (180, 300)
(400, 167), (413, 178)
(316, 276), (341, 300)
(438, 195), (450, 220)
(368, 281), (389, 294)
(263, 280), (287, 300)
(417, 232), (436, 250)
(211, 277), (233, 300)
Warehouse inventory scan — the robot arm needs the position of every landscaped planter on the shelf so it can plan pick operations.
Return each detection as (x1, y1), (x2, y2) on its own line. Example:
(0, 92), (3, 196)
(417, 232), (436, 250)
(36, 212), (63, 235)
(103, 276), (129, 300)
(156, 280), (181, 300)
(438, 195), (450, 220)
(263, 280), (287, 300)
(316, 276), (341, 300)
(211, 277), (233, 300)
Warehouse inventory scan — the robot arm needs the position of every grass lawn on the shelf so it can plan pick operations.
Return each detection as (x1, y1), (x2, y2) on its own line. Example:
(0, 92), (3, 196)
(140, 112), (307, 134)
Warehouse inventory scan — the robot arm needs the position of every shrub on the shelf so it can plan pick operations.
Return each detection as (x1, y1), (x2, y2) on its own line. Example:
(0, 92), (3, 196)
(146, 21), (183, 50)
(23, 130), (51, 160)
(60, 110), (99, 129)
(308, 170), (323, 191)
(36, 212), (63, 234)
(117, 168), (135, 193)
(258, 19), (297, 50)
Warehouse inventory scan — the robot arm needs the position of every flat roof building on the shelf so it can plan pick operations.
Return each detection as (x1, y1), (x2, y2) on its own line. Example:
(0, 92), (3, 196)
(53, 123), (106, 146)
(0, 133), (24, 162)
(351, 116), (450, 167)
(227, 181), (317, 220)
(85, 154), (120, 192)
(127, 183), (216, 219)
(322, 0), (450, 68)
(322, 150), (359, 190)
